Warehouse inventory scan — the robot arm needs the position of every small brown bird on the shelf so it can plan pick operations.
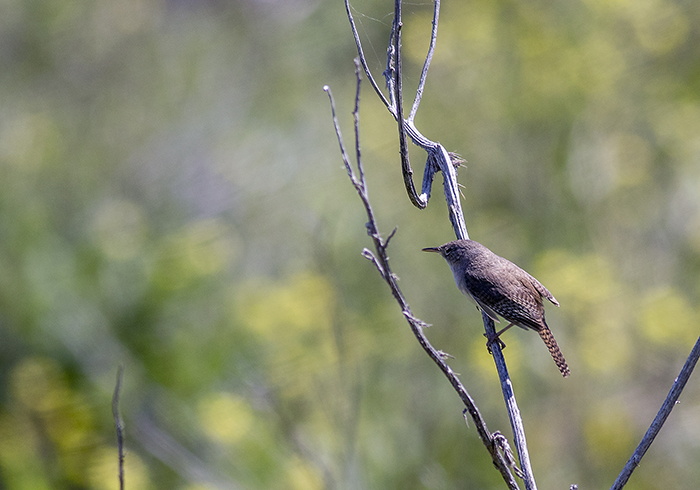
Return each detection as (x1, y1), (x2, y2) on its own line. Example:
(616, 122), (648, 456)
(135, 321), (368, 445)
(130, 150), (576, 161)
(423, 239), (569, 377)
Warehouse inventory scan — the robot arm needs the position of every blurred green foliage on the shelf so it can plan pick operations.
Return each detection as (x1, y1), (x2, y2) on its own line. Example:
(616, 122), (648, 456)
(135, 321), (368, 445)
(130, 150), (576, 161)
(0, 0), (699, 488)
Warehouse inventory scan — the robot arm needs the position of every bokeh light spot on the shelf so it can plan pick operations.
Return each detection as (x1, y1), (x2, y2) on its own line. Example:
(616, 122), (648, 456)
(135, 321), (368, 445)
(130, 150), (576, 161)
(198, 392), (255, 445)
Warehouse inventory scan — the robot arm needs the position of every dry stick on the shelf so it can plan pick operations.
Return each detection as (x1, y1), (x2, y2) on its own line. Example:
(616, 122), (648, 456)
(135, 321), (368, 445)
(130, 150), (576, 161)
(403, 0), (440, 209)
(343, 1), (536, 487)
(345, 0), (426, 209)
(610, 335), (700, 490)
(391, 0), (426, 210)
(324, 66), (520, 490)
(113, 365), (125, 490)
(351, 0), (465, 235)
(408, 0), (440, 122)
(483, 313), (537, 490)
(343, 0), (391, 110)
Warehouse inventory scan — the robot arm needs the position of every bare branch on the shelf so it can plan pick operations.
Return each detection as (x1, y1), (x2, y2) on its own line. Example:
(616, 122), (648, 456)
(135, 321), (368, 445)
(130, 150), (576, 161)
(483, 312), (537, 490)
(112, 365), (125, 490)
(408, 0), (440, 121)
(324, 83), (361, 191)
(610, 335), (700, 490)
(391, 0), (427, 209)
(325, 60), (390, 254)
(325, 71), (520, 490)
(361, 248), (386, 279)
(342, 1), (466, 220)
(352, 60), (367, 192)
(343, 0), (392, 111)
(403, 311), (431, 330)
(344, 0), (431, 209)
(384, 226), (398, 248)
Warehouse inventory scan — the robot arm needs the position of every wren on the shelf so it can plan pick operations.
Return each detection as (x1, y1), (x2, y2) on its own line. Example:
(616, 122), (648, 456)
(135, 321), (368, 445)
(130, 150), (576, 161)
(423, 239), (569, 377)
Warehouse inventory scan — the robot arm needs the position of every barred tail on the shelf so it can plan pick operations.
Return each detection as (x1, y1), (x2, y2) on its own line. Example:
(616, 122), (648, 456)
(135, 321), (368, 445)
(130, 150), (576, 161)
(538, 327), (570, 378)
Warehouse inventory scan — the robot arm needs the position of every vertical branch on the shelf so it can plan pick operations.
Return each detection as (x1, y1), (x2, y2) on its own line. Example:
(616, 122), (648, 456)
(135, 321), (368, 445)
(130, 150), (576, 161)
(392, 0), (427, 209)
(483, 313), (537, 490)
(408, 0), (440, 122)
(113, 365), (125, 490)
(436, 145), (469, 240)
(352, 58), (366, 192)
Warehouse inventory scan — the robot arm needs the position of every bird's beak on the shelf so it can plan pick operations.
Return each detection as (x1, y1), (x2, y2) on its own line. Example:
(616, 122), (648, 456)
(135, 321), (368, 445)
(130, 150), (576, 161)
(422, 247), (440, 253)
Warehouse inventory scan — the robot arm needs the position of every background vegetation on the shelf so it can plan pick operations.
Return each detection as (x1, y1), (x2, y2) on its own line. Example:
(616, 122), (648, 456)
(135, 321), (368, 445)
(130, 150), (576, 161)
(1, 0), (699, 488)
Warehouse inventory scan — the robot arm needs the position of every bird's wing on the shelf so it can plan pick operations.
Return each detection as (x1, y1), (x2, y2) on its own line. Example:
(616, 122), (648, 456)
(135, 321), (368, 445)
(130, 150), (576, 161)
(466, 273), (545, 331)
(529, 276), (559, 306)
(468, 294), (501, 323)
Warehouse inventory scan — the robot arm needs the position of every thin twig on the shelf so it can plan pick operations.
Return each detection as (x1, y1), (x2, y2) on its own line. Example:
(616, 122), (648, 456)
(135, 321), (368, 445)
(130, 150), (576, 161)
(344, 0), (392, 111)
(610, 336), (700, 490)
(324, 67), (520, 490)
(344, 1), (465, 219)
(362, 248), (386, 279)
(384, 226), (398, 247)
(345, 0), (429, 209)
(392, 0), (427, 209)
(112, 364), (125, 490)
(352, 58), (366, 191)
(408, 0), (440, 122)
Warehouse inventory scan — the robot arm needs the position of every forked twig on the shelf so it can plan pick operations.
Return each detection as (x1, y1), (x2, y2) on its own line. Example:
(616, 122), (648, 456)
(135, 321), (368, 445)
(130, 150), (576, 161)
(324, 63), (520, 490)
(345, 0), (454, 211)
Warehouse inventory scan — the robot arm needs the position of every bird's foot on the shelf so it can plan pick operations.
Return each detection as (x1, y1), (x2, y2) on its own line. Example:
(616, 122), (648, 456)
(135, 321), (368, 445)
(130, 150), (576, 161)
(484, 332), (506, 354)
(484, 322), (516, 353)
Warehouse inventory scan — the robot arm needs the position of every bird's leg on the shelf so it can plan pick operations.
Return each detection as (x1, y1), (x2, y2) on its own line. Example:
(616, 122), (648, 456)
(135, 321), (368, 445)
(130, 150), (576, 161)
(484, 323), (515, 353)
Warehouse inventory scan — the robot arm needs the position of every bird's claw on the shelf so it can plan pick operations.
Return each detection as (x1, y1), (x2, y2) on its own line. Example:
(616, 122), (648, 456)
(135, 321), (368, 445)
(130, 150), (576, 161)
(484, 332), (506, 354)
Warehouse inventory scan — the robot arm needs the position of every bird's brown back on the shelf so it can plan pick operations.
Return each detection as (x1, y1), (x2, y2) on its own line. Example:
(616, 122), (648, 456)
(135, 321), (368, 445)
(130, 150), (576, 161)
(460, 242), (550, 332)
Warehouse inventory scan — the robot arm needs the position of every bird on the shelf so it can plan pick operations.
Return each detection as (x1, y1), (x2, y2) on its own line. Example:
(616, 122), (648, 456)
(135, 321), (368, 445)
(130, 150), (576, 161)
(423, 239), (569, 377)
